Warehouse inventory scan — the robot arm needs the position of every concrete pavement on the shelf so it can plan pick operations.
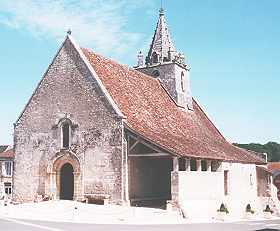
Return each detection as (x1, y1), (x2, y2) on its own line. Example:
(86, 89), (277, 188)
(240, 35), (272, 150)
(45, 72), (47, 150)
(1, 217), (280, 231)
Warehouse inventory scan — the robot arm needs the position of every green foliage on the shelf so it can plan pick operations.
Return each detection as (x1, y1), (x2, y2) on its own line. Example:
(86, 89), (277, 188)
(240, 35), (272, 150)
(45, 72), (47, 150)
(246, 204), (254, 214)
(233, 142), (280, 162)
(217, 203), (229, 214)
(263, 205), (273, 213)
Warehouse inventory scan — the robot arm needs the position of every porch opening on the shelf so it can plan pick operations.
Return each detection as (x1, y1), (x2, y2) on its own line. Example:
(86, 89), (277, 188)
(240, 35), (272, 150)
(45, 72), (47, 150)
(129, 156), (172, 209)
(60, 163), (74, 200)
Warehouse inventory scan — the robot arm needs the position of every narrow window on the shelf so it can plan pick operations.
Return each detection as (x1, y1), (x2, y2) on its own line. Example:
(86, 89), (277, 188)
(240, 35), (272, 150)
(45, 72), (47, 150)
(249, 174), (253, 186)
(190, 159), (197, 171)
(4, 182), (12, 195)
(224, 170), (229, 195)
(181, 71), (185, 92)
(201, 160), (207, 171)
(3, 161), (12, 177)
(62, 123), (70, 149)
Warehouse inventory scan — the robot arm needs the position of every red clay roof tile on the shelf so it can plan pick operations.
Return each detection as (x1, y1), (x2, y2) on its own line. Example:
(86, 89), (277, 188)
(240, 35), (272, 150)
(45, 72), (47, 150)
(0, 148), (14, 159)
(268, 162), (280, 171)
(82, 48), (265, 164)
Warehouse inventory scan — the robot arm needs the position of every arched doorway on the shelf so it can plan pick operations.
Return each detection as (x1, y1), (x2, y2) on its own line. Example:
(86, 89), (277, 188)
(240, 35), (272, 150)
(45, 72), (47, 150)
(60, 163), (74, 200)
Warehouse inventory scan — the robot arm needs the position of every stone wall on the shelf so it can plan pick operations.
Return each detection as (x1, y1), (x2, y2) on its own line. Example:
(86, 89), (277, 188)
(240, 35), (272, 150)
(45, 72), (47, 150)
(13, 37), (125, 203)
(136, 62), (192, 109)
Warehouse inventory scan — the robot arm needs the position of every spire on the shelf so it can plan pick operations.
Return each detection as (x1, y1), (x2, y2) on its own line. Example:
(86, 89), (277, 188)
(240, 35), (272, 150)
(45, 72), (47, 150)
(146, 8), (183, 66)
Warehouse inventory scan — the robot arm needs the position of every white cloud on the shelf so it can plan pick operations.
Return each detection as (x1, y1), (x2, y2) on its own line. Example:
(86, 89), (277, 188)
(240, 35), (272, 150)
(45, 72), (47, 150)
(0, 0), (155, 61)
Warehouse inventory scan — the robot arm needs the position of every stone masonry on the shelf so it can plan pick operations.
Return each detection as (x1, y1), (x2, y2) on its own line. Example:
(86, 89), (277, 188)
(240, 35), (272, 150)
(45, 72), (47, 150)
(13, 37), (126, 204)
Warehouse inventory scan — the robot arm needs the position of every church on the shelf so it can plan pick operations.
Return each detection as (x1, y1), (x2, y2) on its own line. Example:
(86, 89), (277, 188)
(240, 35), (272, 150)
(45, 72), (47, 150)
(13, 8), (278, 218)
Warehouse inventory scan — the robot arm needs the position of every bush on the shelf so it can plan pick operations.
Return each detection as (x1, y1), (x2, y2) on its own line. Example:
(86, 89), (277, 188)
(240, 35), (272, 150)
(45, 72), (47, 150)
(246, 204), (255, 214)
(263, 205), (273, 213)
(217, 203), (229, 214)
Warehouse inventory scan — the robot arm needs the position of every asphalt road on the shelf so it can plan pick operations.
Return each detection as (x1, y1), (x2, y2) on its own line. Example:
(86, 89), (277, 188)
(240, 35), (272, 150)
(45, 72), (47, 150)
(0, 217), (280, 231)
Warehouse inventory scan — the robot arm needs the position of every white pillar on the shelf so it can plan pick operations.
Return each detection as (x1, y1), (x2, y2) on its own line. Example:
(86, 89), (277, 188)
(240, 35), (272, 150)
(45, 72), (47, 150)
(206, 160), (211, 171)
(197, 160), (201, 171)
(173, 157), (179, 172)
(185, 159), (190, 171)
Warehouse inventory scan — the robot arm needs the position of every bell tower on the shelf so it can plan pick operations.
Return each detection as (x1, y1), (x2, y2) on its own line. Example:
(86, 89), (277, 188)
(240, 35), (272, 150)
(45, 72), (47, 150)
(135, 8), (192, 110)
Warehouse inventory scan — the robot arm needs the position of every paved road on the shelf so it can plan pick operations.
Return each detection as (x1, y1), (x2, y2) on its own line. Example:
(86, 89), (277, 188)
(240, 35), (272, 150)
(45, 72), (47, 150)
(0, 217), (280, 231)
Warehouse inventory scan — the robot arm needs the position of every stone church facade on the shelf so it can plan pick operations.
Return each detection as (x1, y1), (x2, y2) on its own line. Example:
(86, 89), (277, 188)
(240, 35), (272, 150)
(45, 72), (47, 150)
(13, 8), (279, 217)
(13, 37), (126, 203)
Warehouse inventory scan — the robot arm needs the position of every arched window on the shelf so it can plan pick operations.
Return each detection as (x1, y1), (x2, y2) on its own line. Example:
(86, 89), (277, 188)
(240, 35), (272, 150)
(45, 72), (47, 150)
(61, 121), (71, 149)
(152, 52), (158, 64)
(181, 71), (185, 92)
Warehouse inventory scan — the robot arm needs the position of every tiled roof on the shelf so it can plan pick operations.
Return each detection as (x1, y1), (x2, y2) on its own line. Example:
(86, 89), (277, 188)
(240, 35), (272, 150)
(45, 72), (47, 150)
(0, 145), (9, 153)
(82, 48), (265, 164)
(268, 162), (280, 171)
(0, 148), (14, 159)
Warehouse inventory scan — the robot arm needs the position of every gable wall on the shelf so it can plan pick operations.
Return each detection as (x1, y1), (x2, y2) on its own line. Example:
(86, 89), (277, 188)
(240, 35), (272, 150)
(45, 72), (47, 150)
(13, 38), (125, 203)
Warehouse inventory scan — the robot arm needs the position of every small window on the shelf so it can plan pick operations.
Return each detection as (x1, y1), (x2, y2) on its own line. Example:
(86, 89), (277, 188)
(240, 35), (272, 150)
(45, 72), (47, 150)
(181, 71), (185, 92)
(62, 122), (70, 149)
(201, 160), (207, 171)
(4, 182), (12, 195)
(190, 159), (197, 171)
(2, 161), (12, 177)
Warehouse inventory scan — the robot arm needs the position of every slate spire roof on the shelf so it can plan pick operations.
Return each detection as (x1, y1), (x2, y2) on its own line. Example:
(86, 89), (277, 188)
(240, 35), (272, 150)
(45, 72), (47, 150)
(146, 8), (178, 65)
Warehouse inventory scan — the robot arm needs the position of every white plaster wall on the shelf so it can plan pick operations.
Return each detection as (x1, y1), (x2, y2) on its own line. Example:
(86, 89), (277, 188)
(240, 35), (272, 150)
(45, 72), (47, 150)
(177, 162), (270, 219)
(223, 162), (260, 218)
(178, 171), (224, 201)
(177, 171), (224, 219)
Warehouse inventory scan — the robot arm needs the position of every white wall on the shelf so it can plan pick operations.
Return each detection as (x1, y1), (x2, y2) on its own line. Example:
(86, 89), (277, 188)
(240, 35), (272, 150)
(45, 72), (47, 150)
(223, 163), (260, 218)
(178, 171), (224, 201)
(177, 170), (224, 219)
(176, 162), (270, 219)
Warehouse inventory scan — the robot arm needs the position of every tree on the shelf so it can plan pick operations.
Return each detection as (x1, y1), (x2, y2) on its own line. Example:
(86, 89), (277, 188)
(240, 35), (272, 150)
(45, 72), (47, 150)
(233, 142), (280, 162)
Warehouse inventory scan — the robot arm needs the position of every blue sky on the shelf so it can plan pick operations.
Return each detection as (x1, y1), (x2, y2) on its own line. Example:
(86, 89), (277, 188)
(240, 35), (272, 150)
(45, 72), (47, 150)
(0, 0), (279, 145)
